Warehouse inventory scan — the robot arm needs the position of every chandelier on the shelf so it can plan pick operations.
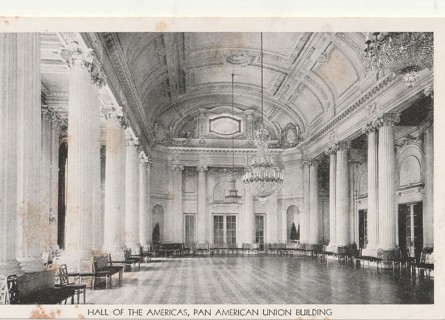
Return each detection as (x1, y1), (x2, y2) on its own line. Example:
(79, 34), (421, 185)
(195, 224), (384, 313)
(242, 33), (284, 199)
(225, 73), (242, 203)
(364, 32), (433, 87)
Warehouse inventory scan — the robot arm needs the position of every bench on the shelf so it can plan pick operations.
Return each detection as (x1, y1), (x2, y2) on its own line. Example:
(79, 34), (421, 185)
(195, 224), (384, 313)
(93, 255), (123, 289)
(194, 243), (210, 256)
(158, 243), (187, 257)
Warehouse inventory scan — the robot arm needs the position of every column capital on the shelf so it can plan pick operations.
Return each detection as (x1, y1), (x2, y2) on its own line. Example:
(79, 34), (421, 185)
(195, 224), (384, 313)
(362, 122), (378, 135)
(310, 159), (320, 168)
(125, 134), (139, 147)
(374, 113), (400, 129)
(171, 165), (185, 172)
(301, 159), (312, 168)
(41, 105), (64, 127)
(139, 151), (149, 164)
(101, 104), (124, 121)
(60, 41), (106, 88)
(197, 165), (208, 173)
(325, 144), (338, 156)
(336, 140), (350, 152)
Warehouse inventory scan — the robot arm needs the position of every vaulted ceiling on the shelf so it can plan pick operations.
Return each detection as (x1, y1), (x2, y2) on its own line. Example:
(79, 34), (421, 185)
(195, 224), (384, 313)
(112, 32), (368, 137)
(40, 32), (374, 147)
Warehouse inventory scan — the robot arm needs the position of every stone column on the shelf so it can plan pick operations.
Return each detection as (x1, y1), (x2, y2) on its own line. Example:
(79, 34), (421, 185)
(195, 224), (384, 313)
(197, 166), (208, 243)
(40, 108), (52, 251)
(362, 123), (379, 256)
(125, 132), (140, 252)
(423, 119), (434, 248)
(102, 106), (126, 254)
(49, 118), (60, 248)
(172, 165), (184, 242)
(301, 160), (311, 244)
(376, 113), (400, 251)
(62, 41), (103, 260)
(139, 152), (149, 247)
(335, 141), (350, 249)
(243, 188), (255, 243)
(0, 33), (23, 276)
(15, 33), (47, 273)
(146, 160), (153, 244)
(326, 146), (337, 252)
(309, 160), (320, 245)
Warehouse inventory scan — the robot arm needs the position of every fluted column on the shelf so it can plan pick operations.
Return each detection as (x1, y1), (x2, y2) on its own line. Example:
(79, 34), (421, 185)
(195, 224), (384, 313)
(15, 33), (47, 273)
(362, 123), (379, 256)
(139, 152), (149, 247)
(62, 41), (103, 260)
(125, 132), (140, 252)
(309, 160), (320, 245)
(301, 160), (311, 244)
(376, 113), (400, 251)
(102, 106), (126, 254)
(40, 108), (52, 251)
(326, 146), (337, 251)
(49, 118), (60, 248)
(424, 119), (434, 248)
(335, 141), (350, 248)
(243, 188), (255, 243)
(197, 166), (208, 243)
(146, 160), (153, 244)
(0, 33), (23, 276)
(172, 165), (184, 242)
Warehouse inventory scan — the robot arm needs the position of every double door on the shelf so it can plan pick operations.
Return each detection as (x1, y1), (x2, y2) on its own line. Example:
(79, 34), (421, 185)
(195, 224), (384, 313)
(398, 202), (423, 260)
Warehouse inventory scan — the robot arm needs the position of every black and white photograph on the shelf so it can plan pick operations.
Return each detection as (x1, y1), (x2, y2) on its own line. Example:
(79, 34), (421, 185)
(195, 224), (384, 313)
(0, 15), (443, 320)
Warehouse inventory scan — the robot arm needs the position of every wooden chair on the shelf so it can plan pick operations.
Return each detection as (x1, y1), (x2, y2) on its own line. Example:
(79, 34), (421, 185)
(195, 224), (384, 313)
(59, 264), (86, 304)
(7, 275), (19, 304)
(0, 276), (9, 304)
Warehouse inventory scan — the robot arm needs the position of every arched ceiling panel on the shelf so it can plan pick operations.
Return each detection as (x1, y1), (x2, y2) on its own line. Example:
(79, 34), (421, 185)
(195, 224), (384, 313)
(315, 48), (359, 99)
(292, 86), (324, 125)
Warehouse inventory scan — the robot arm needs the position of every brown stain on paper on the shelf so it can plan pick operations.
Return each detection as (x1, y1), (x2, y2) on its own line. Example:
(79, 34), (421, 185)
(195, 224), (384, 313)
(155, 21), (168, 32)
(30, 305), (62, 319)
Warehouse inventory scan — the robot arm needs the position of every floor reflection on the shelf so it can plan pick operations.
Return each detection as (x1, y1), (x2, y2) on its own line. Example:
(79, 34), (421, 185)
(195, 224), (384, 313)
(87, 256), (433, 304)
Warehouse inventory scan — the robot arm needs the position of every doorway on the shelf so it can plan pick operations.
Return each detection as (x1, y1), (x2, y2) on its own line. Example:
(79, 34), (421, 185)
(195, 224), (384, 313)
(358, 209), (368, 249)
(255, 215), (265, 250)
(398, 202), (423, 261)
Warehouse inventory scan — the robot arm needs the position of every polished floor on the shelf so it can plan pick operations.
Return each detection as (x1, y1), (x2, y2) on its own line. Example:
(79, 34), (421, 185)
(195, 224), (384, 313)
(87, 256), (433, 304)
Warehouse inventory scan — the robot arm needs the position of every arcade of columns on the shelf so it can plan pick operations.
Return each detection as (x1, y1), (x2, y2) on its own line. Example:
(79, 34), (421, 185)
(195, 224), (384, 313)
(301, 112), (434, 256)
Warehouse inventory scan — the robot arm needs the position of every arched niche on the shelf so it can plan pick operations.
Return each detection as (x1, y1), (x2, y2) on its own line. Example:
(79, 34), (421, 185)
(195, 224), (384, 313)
(396, 144), (425, 189)
(400, 156), (422, 187)
(286, 205), (300, 242)
(152, 204), (164, 242)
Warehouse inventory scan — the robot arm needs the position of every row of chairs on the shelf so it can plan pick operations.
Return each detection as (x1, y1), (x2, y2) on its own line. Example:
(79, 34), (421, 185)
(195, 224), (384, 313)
(0, 264), (85, 305)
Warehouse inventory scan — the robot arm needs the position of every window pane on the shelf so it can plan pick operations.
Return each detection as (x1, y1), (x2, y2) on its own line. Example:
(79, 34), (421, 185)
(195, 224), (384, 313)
(185, 214), (196, 246)
(214, 215), (224, 243)
(226, 215), (236, 244)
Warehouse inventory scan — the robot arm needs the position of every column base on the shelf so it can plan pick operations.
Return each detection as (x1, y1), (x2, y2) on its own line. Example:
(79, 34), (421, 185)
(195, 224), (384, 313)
(57, 249), (93, 271)
(0, 259), (24, 277)
(326, 243), (336, 253)
(361, 246), (378, 257)
(18, 257), (46, 273)
(377, 243), (397, 251)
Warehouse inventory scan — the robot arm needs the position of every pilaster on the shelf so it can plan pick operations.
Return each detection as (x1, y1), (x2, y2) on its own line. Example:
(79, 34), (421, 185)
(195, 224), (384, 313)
(197, 165), (208, 243)
(325, 145), (337, 252)
(309, 160), (320, 245)
(125, 132), (140, 252)
(335, 141), (350, 249)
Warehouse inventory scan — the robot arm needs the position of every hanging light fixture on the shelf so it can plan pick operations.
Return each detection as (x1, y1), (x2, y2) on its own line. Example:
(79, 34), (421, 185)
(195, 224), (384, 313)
(225, 73), (242, 203)
(242, 33), (283, 199)
(364, 32), (433, 87)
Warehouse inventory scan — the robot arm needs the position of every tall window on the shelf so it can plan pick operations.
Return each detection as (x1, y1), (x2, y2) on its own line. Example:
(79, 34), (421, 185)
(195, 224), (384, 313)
(213, 215), (237, 244)
(184, 214), (196, 246)
(255, 215), (265, 244)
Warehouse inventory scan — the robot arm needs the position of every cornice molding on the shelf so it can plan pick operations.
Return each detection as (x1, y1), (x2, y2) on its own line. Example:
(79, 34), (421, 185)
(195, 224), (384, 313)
(94, 32), (153, 145)
(169, 146), (284, 155)
(302, 74), (394, 148)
